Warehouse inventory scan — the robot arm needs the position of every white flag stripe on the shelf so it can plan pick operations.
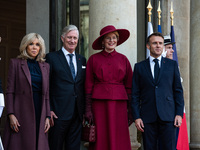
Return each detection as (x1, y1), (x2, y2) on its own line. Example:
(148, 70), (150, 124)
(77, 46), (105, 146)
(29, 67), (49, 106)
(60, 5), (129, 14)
(146, 22), (153, 58)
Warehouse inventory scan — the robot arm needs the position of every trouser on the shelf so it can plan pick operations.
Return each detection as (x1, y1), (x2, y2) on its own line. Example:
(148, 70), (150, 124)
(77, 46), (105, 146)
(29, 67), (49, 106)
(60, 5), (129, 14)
(49, 106), (82, 150)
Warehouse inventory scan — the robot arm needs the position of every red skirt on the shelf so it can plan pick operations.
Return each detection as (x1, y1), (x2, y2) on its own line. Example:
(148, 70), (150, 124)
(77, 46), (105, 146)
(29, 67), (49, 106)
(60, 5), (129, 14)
(89, 100), (131, 150)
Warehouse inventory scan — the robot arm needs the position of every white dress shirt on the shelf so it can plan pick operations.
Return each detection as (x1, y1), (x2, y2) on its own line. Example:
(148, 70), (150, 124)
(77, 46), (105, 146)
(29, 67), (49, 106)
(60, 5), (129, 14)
(149, 55), (162, 78)
(62, 47), (77, 76)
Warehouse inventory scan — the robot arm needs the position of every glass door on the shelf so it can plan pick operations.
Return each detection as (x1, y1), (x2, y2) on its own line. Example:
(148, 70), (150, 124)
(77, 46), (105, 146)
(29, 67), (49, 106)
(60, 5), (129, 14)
(50, 0), (89, 59)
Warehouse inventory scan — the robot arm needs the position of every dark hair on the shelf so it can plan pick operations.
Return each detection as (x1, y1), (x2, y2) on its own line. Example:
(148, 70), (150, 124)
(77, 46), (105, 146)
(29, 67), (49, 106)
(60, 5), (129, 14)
(147, 32), (164, 44)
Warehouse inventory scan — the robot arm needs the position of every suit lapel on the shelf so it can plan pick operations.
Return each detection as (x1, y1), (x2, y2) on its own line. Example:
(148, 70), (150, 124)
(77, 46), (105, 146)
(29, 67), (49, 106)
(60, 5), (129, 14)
(21, 60), (32, 86)
(75, 54), (82, 82)
(144, 58), (154, 83)
(39, 62), (47, 95)
(156, 57), (165, 84)
(57, 50), (74, 81)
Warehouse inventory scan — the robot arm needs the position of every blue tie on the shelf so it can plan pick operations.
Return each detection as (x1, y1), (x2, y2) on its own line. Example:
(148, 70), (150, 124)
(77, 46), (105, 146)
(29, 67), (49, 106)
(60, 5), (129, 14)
(153, 58), (159, 82)
(68, 54), (75, 80)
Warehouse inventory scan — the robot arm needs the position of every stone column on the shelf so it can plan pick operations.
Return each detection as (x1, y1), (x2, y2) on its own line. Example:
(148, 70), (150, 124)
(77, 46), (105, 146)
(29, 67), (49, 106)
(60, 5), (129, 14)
(190, 0), (200, 149)
(89, 0), (140, 149)
(26, 0), (50, 52)
(89, 0), (137, 66)
(173, 1), (190, 141)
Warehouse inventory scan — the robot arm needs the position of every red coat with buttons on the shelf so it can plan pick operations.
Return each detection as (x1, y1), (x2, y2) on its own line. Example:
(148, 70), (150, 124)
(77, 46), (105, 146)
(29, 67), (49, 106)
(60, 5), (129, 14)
(85, 50), (133, 150)
(85, 50), (132, 100)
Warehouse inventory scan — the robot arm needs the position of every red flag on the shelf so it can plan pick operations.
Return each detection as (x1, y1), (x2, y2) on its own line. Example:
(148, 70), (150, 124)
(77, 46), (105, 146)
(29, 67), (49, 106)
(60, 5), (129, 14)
(176, 112), (189, 150)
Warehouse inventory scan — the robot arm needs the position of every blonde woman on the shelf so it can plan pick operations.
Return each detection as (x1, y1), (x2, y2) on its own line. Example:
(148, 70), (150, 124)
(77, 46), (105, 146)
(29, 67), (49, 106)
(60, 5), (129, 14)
(3, 33), (50, 150)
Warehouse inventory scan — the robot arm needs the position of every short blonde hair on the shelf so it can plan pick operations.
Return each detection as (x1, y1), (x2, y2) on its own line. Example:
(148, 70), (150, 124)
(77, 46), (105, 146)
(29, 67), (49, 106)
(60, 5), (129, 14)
(103, 31), (119, 41)
(17, 33), (46, 62)
(112, 31), (119, 40)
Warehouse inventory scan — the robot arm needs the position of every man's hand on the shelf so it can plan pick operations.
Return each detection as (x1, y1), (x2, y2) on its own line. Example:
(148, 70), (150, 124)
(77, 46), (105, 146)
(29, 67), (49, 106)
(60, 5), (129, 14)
(174, 115), (182, 127)
(50, 111), (58, 127)
(135, 118), (144, 132)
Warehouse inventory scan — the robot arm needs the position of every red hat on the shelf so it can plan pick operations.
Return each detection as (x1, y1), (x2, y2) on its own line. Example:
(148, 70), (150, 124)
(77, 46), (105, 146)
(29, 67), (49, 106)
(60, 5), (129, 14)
(92, 25), (130, 50)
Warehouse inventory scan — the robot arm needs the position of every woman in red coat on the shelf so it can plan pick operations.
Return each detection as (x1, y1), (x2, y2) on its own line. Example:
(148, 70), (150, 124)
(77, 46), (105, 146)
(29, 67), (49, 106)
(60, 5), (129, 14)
(3, 33), (50, 150)
(84, 25), (133, 150)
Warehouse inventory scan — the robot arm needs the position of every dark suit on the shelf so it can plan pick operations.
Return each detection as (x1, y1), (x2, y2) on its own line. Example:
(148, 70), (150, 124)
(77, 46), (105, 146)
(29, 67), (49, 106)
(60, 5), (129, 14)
(46, 49), (86, 150)
(132, 57), (184, 150)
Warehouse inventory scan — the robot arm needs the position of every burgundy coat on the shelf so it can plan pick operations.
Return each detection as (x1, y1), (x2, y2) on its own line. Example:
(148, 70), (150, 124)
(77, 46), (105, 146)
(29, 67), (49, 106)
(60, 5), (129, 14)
(85, 50), (133, 150)
(3, 58), (50, 150)
(85, 50), (132, 100)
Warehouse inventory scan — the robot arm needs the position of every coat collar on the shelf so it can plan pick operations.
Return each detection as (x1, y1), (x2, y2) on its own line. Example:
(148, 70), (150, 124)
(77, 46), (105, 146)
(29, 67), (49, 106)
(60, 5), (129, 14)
(21, 59), (48, 91)
(101, 49), (117, 57)
(75, 54), (83, 82)
(39, 62), (48, 94)
(21, 59), (32, 86)
(144, 58), (154, 84)
(156, 57), (166, 84)
(57, 50), (74, 81)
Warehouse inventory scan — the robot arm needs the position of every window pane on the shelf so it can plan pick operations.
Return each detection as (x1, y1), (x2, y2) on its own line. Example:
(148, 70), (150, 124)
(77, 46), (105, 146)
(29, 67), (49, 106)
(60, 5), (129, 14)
(66, 0), (69, 25)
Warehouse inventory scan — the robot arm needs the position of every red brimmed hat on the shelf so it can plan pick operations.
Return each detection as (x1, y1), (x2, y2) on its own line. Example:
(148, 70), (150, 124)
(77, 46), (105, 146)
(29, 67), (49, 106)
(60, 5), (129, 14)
(92, 25), (130, 50)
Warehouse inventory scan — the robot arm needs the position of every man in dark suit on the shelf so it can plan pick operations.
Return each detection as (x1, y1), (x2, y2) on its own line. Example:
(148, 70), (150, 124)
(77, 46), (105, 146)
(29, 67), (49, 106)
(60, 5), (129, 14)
(132, 32), (184, 150)
(46, 25), (86, 150)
